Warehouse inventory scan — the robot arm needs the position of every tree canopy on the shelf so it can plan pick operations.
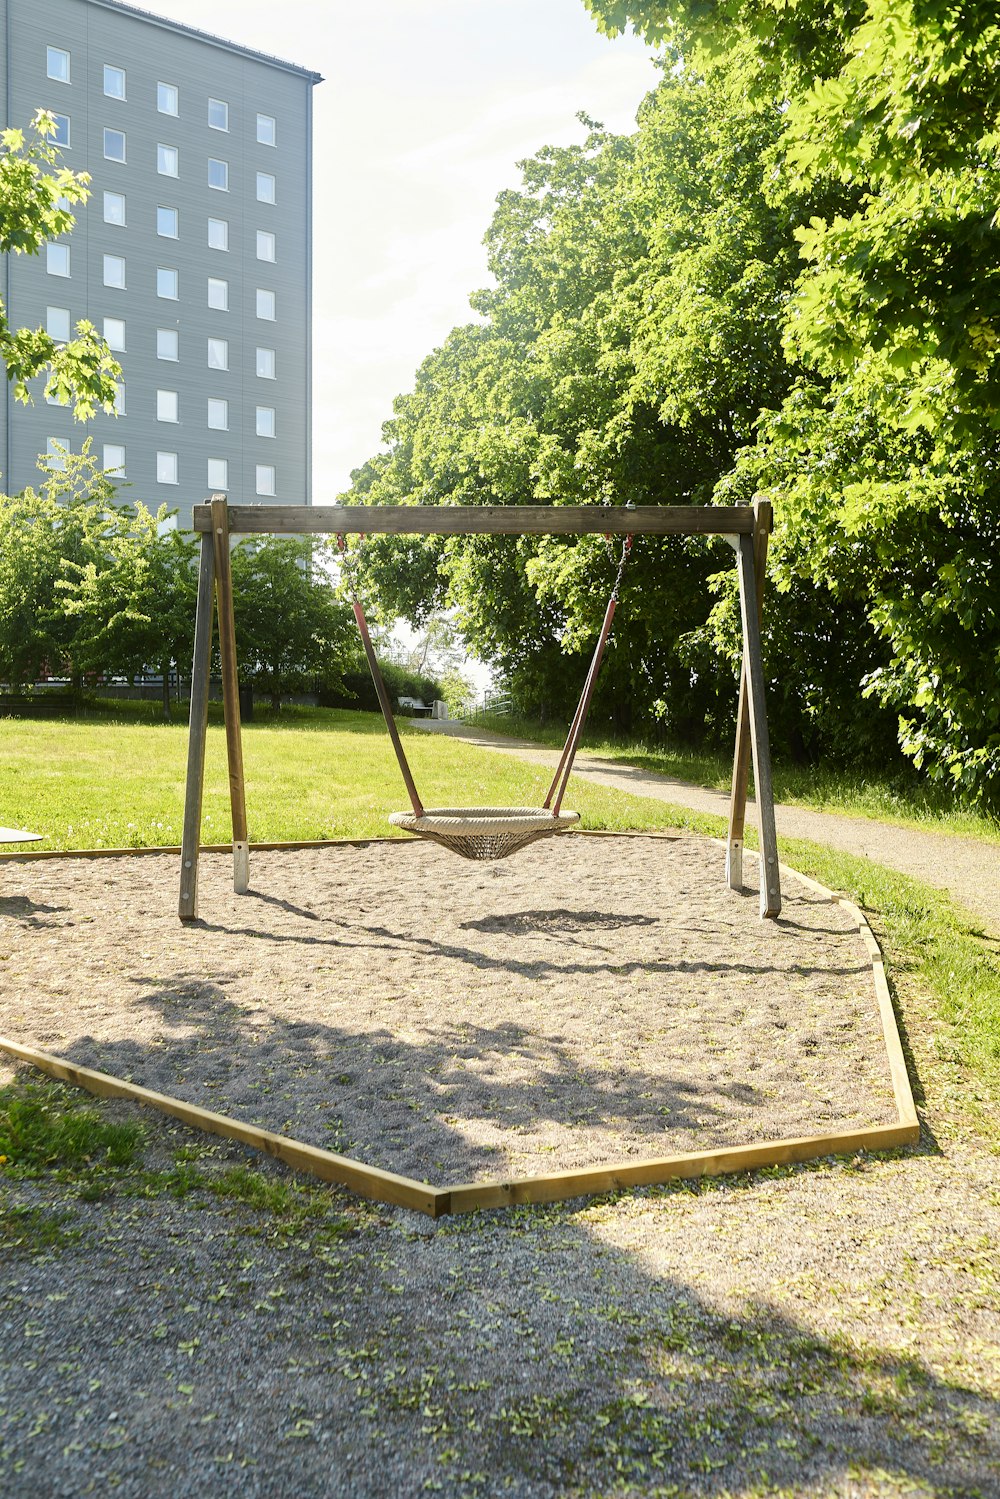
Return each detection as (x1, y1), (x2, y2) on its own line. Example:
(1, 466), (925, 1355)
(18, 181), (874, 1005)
(346, 2), (1000, 802)
(1, 112), (120, 421)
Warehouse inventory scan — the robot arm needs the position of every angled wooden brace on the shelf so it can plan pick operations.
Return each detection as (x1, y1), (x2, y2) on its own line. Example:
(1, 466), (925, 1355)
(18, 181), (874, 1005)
(178, 530), (215, 921)
(211, 496), (250, 896)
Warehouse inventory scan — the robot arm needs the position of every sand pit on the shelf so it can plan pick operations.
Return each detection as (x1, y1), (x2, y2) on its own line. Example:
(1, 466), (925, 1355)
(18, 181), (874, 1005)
(0, 834), (898, 1187)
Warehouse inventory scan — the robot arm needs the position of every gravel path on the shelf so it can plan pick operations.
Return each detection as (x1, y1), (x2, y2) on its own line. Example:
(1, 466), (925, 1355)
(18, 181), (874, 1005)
(417, 723), (1000, 937)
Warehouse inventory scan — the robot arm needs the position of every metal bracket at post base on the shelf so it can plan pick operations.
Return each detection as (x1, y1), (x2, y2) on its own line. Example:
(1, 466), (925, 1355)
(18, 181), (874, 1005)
(233, 841), (250, 894)
(726, 839), (743, 890)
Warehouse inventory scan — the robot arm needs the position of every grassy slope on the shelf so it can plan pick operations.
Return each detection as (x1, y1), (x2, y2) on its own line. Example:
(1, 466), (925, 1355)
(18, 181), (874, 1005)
(1, 705), (998, 1103)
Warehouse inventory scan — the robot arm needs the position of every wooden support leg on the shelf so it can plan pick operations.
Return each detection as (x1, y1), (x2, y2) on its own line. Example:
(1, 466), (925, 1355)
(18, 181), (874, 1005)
(211, 495), (250, 895)
(735, 532), (781, 919)
(727, 499), (771, 893)
(179, 534), (215, 921)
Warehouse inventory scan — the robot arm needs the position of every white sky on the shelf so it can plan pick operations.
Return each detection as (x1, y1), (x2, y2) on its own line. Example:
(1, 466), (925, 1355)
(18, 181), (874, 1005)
(134, 0), (659, 495)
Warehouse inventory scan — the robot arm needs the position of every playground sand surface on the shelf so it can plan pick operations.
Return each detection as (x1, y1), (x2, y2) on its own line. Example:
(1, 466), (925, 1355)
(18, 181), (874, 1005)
(0, 833), (897, 1182)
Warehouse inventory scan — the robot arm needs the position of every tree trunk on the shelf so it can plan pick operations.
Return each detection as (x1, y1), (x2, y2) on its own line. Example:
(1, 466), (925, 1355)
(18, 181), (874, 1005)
(161, 667), (172, 721)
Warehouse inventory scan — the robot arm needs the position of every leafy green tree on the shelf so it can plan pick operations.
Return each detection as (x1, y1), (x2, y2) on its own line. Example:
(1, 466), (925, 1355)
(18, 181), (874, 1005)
(1, 112), (120, 422)
(346, 79), (824, 746)
(0, 448), (197, 711)
(0, 447), (112, 690)
(58, 500), (199, 720)
(231, 537), (360, 710)
(583, 0), (1000, 800)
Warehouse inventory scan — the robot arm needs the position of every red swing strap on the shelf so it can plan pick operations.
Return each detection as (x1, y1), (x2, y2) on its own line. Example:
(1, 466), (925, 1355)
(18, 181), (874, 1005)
(544, 535), (633, 817)
(336, 535), (425, 819)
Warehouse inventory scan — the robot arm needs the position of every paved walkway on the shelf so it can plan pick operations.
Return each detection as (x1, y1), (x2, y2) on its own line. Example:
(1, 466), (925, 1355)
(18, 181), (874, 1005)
(416, 721), (1000, 937)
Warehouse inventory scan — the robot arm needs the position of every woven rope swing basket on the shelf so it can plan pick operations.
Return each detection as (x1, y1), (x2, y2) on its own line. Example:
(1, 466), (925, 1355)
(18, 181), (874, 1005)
(337, 531), (632, 864)
(388, 807), (580, 862)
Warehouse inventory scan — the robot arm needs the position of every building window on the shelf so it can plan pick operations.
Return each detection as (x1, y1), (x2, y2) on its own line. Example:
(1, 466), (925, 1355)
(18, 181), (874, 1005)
(207, 158), (229, 191)
(256, 172), (275, 204)
(207, 217), (228, 251)
(256, 406), (275, 438)
(156, 389), (178, 423)
(256, 230), (276, 262)
(46, 437), (68, 472)
(157, 266), (179, 299)
(103, 65), (126, 99)
(46, 47), (71, 83)
(113, 382), (126, 415)
(207, 398), (228, 430)
(104, 128), (126, 162)
(51, 114), (71, 147)
(256, 113), (276, 146)
(157, 205), (179, 238)
(103, 190), (126, 226)
(207, 337), (229, 371)
(156, 451), (178, 485)
(103, 254), (126, 289)
(208, 98), (229, 131)
(157, 143), (178, 176)
(256, 464), (275, 497)
(103, 444), (126, 477)
(46, 387), (69, 407)
(156, 328), (179, 361)
(207, 458), (228, 490)
(46, 243), (70, 277)
(46, 306), (71, 342)
(256, 288), (275, 321)
(157, 81), (179, 115)
(207, 277), (228, 311)
(103, 316), (126, 352)
(256, 346), (275, 379)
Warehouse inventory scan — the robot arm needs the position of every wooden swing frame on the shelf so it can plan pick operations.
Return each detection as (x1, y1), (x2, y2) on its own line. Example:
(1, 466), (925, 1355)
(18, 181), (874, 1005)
(178, 495), (781, 922)
(0, 497), (920, 1215)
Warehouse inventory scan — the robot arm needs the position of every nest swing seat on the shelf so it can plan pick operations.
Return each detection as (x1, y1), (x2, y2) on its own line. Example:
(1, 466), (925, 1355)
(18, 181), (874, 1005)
(388, 806), (580, 861)
(338, 532), (632, 864)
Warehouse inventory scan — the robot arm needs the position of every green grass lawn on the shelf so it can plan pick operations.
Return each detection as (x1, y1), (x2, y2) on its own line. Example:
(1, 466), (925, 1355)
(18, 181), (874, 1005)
(480, 712), (1000, 843)
(0, 703), (674, 850)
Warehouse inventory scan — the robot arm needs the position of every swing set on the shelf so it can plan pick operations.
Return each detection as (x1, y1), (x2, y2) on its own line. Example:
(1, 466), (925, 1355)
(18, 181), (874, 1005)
(178, 496), (781, 921)
(0, 495), (921, 1219)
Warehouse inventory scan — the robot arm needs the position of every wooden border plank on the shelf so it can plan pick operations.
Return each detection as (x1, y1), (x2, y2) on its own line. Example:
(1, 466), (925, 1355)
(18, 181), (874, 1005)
(1, 829), (685, 864)
(178, 534), (216, 921)
(191, 504), (755, 537)
(0, 1036), (448, 1218)
(445, 1121), (918, 1214)
(210, 497), (250, 895)
(832, 893), (919, 1129)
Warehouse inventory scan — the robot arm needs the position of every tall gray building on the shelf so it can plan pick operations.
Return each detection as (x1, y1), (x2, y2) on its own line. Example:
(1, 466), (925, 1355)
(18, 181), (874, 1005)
(0, 0), (320, 525)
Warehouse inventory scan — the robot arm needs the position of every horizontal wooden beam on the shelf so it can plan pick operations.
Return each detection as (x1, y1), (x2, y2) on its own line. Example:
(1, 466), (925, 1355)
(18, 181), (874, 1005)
(191, 504), (755, 537)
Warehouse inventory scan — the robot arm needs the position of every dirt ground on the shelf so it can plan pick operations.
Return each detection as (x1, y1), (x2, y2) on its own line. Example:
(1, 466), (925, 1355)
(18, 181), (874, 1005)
(2, 835), (896, 1186)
